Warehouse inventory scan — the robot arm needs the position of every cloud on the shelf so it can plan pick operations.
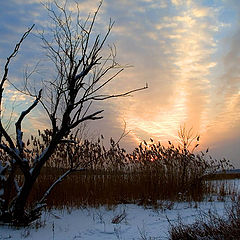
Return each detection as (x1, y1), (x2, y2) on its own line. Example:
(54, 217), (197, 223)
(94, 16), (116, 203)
(101, 1), (223, 142)
(200, 1), (240, 143)
(0, 0), (240, 165)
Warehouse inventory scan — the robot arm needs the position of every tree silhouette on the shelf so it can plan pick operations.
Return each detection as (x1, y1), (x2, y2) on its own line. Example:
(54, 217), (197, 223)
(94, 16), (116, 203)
(0, 1), (147, 225)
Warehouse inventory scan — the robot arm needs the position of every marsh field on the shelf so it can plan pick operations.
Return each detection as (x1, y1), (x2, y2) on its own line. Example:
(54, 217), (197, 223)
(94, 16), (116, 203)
(2, 135), (240, 240)
(28, 167), (239, 209)
(1, 0), (240, 239)
(1, 169), (240, 240)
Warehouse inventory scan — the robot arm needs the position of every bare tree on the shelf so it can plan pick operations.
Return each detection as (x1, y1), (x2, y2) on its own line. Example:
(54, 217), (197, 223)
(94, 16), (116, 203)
(0, 1), (147, 225)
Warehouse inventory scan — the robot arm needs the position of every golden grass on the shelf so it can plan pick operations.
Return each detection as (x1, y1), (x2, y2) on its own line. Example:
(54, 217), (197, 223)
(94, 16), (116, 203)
(26, 169), (235, 209)
(4, 129), (234, 210)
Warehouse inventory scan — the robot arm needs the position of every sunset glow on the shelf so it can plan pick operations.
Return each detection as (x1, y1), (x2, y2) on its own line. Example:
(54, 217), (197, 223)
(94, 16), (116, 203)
(0, 0), (240, 166)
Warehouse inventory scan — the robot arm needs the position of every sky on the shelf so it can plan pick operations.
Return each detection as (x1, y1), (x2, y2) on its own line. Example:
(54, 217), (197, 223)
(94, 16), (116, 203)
(0, 0), (240, 166)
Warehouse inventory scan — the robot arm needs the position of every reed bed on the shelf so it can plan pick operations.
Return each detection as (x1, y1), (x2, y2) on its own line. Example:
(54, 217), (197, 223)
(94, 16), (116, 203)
(27, 169), (235, 209)
(1, 128), (232, 210)
(27, 170), (200, 208)
(24, 129), (232, 209)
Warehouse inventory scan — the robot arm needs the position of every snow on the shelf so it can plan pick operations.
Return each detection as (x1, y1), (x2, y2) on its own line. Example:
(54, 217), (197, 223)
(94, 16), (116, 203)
(0, 201), (228, 240)
(1, 179), (239, 239)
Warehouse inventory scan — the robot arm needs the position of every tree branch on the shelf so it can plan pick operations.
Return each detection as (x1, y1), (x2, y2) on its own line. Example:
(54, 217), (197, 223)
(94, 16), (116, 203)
(70, 110), (104, 130)
(86, 84), (148, 101)
(15, 90), (42, 157)
(0, 25), (34, 150)
(0, 144), (30, 178)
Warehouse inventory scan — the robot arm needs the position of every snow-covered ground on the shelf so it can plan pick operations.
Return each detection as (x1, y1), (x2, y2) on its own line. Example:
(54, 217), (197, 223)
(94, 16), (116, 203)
(1, 179), (239, 240)
(0, 200), (229, 240)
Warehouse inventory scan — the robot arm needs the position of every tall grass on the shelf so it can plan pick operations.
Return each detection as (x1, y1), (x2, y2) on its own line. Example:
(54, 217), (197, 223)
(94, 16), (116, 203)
(27, 169), (233, 209)
(23, 128), (232, 209)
